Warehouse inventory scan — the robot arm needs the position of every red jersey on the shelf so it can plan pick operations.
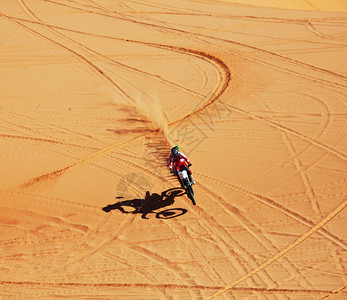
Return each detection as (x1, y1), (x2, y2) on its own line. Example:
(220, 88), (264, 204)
(175, 158), (189, 171)
(168, 151), (190, 170)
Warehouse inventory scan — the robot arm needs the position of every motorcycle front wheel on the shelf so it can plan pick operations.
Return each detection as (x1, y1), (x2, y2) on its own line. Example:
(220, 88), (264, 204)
(184, 179), (196, 205)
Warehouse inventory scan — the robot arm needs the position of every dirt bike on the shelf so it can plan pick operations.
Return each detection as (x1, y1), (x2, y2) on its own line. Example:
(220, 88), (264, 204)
(177, 164), (196, 205)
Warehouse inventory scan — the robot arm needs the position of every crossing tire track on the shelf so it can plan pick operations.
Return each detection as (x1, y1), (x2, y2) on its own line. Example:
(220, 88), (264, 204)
(205, 199), (347, 299)
(19, 0), (206, 100)
(226, 104), (347, 162)
(196, 182), (315, 290)
(197, 172), (347, 250)
(30, 0), (347, 89)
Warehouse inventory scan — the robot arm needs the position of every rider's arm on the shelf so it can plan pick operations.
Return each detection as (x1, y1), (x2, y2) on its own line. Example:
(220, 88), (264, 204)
(168, 155), (173, 169)
(178, 152), (190, 164)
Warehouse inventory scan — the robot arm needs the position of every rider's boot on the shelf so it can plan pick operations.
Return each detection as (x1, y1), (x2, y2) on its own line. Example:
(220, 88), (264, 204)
(190, 174), (196, 185)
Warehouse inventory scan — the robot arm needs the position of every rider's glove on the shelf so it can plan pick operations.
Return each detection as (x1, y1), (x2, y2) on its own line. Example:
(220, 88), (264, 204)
(188, 163), (192, 167)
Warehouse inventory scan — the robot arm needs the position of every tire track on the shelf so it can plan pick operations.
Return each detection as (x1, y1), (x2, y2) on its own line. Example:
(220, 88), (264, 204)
(197, 173), (347, 250)
(82, 0), (347, 26)
(306, 21), (347, 42)
(5, 115), (154, 194)
(196, 181), (315, 290)
(98, 0), (177, 34)
(261, 100), (323, 217)
(185, 201), (267, 288)
(169, 217), (227, 286)
(195, 184), (293, 290)
(51, 170), (148, 263)
(129, 245), (202, 298)
(120, 145), (273, 287)
(0, 19), (20, 46)
(0, 280), (338, 295)
(291, 265), (346, 279)
(194, 210), (259, 287)
(331, 248), (347, 283)
(3, 14), (231, 125)
(277, 178), (347, 201)
(0, 125), (99, 172)
(15, 129), (158, 192)
(279, 254), (347, 285)
(10, 164), (156, 275)
(318, 285), (346, 300)
(102, 146), (238, 290)
(19, 0), (206, 100)
(34, 0), (347, 88)
(17, 133), (149, 189)
(0, 133), (92, 149)
(96, 250), (167, 298)
(247, 89), (340, 192)
(111, 146), (272, 288)
(0, 12), (136, 105)
(12, 1), (222, 103)
(205, 198), (347, 299)
(241, 84), (334, 216)
(263, 148), (346, 198)
(9, 53), (229, 189)
(1, 4), (231, 189)
(0, 205), (89, 234)
(120, 141), (346, 292)
(76, 146), (226, 292)
(16, 189), (144, 279)
(0, 228), (82, 250)
(6, 10), (347, 108)
(304, 0), (320, 11)
(0, 188), (102, 253)
(58, 214), (136, 268)
(2, 2), (346, 296)
(11, 139), (172, 280)
(0, 116), (78, 146)
(1, 115), (136, 189)
(240, 49), (347, 90)
(1, 107), (104, 143)
(53, 162), (202, 297)
(0, 188), (100, 211)
(225, 104), (347, 162)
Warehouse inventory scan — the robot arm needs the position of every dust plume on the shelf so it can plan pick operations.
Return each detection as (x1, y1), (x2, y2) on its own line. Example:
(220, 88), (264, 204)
(134, 91), (172, 147)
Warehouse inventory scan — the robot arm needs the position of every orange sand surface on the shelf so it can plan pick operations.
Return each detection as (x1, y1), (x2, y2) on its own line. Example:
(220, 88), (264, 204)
(1, 0), (347, 299)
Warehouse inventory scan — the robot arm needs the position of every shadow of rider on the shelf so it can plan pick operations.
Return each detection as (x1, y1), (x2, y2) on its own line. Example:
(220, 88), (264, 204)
(102, 188), (185, 219)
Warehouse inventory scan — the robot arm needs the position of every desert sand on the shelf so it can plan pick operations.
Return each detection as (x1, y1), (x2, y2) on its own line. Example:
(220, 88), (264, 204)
(0, 0), (346, 299)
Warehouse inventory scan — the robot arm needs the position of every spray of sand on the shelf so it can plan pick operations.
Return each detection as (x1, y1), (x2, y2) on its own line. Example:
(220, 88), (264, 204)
(134, 91), (172, 147)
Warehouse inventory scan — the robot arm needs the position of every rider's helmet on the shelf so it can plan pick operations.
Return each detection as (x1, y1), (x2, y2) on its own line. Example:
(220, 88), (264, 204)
(171, 146), (179, 157)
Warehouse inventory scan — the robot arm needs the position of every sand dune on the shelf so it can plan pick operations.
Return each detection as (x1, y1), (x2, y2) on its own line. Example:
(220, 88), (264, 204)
(1, 0), (346, 299)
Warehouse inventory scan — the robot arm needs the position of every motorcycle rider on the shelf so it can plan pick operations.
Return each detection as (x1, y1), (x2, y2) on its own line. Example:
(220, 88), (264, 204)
(168, 146), (196, 185)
